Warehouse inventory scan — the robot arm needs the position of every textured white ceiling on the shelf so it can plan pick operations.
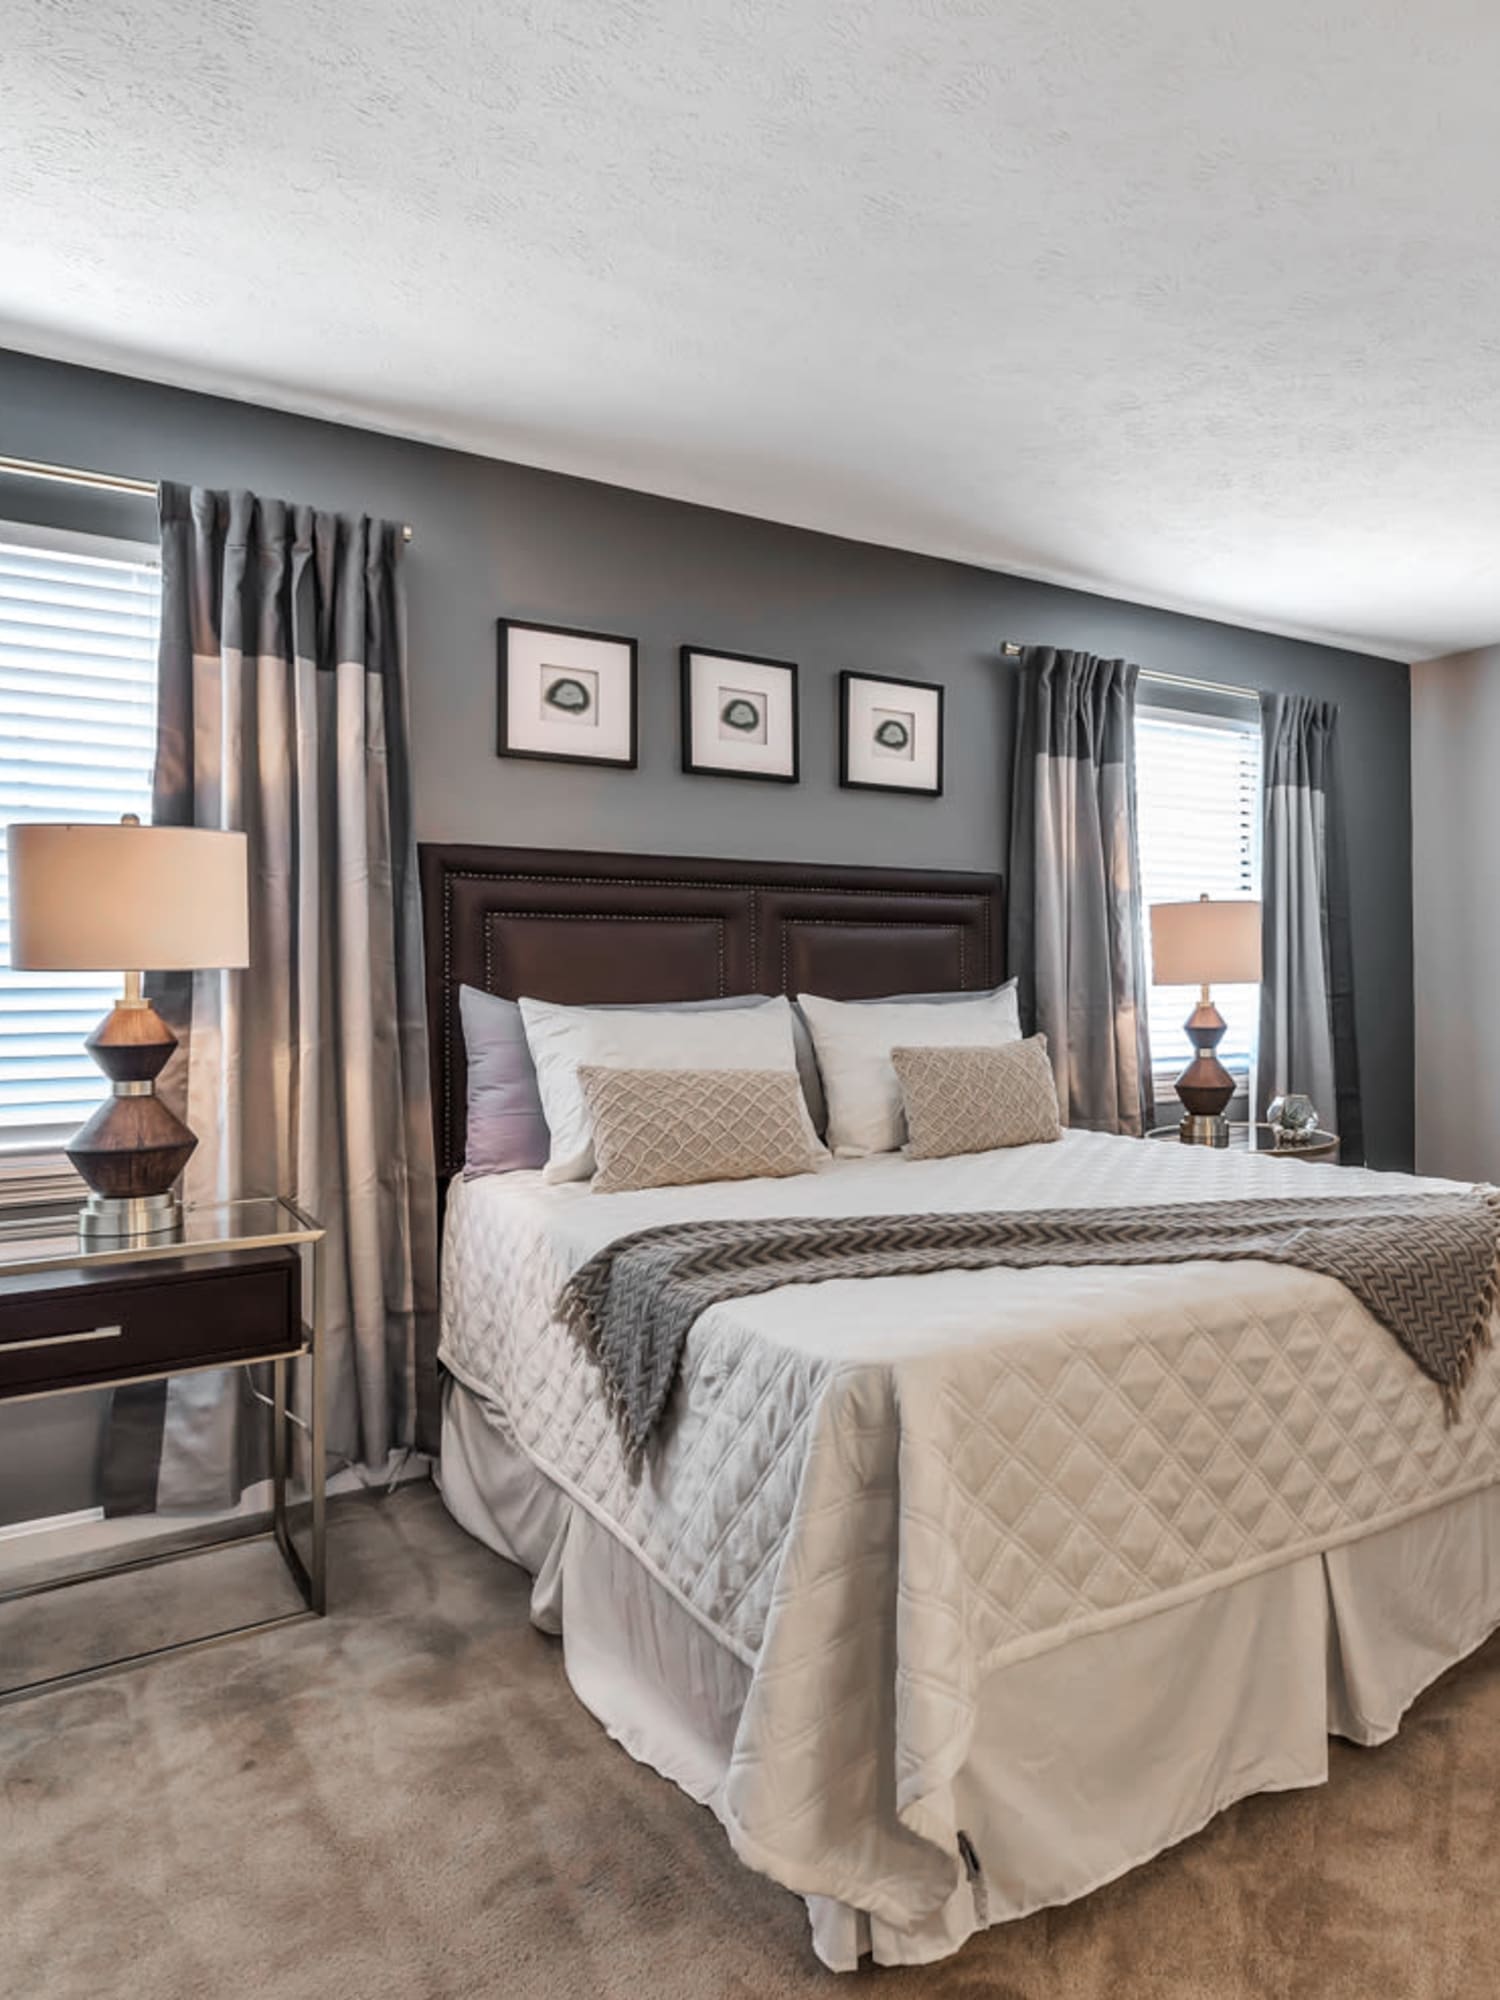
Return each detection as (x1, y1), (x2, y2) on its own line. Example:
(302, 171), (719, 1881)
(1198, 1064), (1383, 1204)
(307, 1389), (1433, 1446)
(2, 0), (1496, 660)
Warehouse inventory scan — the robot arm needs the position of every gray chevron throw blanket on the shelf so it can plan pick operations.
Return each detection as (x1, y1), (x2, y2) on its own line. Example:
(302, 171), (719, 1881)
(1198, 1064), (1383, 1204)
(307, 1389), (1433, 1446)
(557, 1190), (1500, 1467)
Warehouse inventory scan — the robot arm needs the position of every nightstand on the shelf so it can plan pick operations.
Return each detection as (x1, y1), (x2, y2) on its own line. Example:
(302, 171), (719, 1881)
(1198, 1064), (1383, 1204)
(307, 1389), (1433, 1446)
(1146, 1122), (1341, 1162)
(0, 1196), (325, 1703)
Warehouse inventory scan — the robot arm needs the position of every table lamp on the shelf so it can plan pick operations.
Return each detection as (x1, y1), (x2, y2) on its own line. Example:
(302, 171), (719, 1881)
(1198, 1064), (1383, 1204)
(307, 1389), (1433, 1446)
(1149, 894), (1262, 1146)
(6, 816), (249, 1241)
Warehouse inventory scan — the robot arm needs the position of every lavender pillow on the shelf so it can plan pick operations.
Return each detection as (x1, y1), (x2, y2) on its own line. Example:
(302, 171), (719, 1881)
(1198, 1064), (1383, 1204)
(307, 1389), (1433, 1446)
(460, 985), (827, 1176)
(461, 985), (551, 1177)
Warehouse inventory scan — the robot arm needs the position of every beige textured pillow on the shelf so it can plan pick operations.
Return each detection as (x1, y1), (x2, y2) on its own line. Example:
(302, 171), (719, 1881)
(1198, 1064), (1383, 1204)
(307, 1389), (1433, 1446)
(577, 1066), (819, 1194)
(891, 1036), (1062, 1160)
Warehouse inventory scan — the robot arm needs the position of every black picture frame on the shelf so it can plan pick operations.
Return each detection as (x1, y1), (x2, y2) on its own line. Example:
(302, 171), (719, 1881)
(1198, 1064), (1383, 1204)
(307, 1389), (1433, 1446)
(679, 646), (801, 784)
(496, 618), (639, 770)
(838, 670), (945, 797)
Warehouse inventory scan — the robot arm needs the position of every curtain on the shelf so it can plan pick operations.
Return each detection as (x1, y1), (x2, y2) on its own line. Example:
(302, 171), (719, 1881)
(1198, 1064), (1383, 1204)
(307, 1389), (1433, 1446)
(1258, 693), (1363, 1162)
(1008, 648), (1152, 1135)
(113, 484), (438, 1513)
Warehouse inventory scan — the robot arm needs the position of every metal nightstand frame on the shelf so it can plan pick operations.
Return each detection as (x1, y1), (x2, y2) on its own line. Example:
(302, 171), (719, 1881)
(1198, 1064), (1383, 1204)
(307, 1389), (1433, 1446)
(0, 1196), (326, 1706)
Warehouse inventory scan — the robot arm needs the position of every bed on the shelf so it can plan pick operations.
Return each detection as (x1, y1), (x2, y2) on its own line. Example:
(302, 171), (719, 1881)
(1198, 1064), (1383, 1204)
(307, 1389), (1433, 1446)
(422, 842), (1500, 1972)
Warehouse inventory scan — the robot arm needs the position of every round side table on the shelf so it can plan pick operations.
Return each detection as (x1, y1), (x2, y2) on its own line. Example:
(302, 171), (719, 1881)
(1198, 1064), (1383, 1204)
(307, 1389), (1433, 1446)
(1146, 1122), (1340, 1162)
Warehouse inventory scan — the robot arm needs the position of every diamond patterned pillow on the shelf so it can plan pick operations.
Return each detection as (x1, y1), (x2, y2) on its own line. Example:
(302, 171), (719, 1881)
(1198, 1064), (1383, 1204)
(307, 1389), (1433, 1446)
(891, 1036), (1062, 1159)
(578, 1066), (820, 1194)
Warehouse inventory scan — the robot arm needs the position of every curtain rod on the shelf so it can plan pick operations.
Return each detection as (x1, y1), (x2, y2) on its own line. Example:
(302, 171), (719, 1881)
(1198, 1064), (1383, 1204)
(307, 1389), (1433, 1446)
(0, 453), (415, 543)
(999, 642), (1256, 703)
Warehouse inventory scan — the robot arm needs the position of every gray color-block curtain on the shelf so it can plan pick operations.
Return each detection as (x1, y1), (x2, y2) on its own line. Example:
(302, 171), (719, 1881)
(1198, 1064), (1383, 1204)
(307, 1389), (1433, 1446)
(1258, 692), (1363, 1162)
(117, 484), (438, 1512)
(1008, 648), (1152, 1135)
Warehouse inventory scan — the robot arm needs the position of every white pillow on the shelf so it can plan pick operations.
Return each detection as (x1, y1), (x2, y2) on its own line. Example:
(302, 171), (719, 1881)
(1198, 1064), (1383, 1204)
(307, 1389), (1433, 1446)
(796, 986), (1022, 1157)
(519, 993), (821, 1183)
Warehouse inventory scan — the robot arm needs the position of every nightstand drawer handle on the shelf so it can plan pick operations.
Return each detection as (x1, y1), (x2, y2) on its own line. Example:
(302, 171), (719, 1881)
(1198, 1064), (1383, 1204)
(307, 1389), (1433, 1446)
(5, 1323), (123, 1354)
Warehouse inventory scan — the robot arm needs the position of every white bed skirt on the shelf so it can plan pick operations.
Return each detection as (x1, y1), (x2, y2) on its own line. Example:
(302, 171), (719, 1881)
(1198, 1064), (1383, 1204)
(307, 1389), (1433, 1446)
(438, 1377), (1500, 1972)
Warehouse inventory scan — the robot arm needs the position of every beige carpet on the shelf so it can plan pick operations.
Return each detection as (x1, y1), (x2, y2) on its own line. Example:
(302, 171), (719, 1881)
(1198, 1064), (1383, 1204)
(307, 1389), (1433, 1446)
(5, 1483), (1500, 2000)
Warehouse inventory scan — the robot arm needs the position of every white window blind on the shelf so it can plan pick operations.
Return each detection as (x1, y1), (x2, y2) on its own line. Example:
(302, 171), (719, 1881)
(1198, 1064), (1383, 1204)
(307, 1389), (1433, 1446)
(0, 524), (160, 1156)
(1136, 695), (1262, 1082)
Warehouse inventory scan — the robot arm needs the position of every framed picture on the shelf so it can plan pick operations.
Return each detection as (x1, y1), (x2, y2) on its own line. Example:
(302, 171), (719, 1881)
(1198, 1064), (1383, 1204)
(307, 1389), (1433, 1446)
(497, 619), (638, 768)
(839, 671), (944, 796)
(680, 647), (799, 784)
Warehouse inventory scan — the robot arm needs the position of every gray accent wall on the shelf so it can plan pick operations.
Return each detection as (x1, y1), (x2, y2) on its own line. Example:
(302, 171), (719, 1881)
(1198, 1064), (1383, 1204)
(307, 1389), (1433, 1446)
(0, 345), (1413, 1176)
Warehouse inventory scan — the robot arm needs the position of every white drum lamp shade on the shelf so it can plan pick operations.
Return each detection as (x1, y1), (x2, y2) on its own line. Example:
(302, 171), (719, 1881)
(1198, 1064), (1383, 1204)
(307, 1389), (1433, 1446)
(1149, 897), (1262, 989)
(7, 822), (249, 973)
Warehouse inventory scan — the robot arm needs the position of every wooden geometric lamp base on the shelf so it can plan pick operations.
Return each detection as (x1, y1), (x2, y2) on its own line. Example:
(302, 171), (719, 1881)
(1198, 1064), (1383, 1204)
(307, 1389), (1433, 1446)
(1173, 995), (1236, 1147)
(65, 994), (197, 1242)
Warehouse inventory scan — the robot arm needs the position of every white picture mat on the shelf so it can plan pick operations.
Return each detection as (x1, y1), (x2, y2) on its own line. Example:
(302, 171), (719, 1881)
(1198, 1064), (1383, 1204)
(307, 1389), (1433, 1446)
(845, 677), (941, 790)
(687, 652), (796, 775)
(505, 627), (633, 760)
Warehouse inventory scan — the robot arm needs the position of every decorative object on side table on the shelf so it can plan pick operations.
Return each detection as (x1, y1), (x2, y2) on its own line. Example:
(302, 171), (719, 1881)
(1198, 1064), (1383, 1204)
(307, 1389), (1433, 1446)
(839, 670), (944, 796)
(0, 1195), (326, 1703)
(6, 816), (249, 1243)
(680, 646), (799, 782)
(497, 618), (638, 768)
(1149, 894), (1262, 1146)
(1266, 1091), (1321, 1145)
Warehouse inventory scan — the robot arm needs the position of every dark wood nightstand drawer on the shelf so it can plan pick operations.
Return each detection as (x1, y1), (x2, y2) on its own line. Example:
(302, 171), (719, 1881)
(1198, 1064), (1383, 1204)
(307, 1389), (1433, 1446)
(0, 1249), (302, 1400)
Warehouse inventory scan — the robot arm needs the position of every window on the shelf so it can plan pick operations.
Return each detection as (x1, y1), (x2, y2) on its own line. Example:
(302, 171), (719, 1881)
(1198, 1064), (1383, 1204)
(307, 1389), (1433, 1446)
(1136, 684), (1261, 1090)
(0, 523), (160, 1161)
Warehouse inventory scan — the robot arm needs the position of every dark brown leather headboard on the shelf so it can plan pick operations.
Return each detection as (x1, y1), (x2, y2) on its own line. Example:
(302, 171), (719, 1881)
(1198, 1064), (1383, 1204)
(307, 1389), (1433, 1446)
(419, 843), (1004, 1178)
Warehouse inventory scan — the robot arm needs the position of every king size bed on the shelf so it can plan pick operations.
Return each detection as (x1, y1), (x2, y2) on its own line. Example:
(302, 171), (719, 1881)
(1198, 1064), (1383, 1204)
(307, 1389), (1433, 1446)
(422, 843), (1500, 1972)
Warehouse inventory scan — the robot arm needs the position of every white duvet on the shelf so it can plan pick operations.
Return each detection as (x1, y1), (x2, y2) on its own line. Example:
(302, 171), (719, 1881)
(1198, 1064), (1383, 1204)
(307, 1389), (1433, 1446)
(438, 1132), (1500, 1931)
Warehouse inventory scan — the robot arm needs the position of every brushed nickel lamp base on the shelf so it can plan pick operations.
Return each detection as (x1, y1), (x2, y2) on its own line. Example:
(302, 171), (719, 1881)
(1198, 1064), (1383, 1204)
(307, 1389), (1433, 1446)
(77, 1189), (184, 1245)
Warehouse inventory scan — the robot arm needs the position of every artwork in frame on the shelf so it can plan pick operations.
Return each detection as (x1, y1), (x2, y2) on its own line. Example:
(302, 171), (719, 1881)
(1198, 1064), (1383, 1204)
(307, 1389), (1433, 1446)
(680, 647), (799, 783)
(497, 619), (638, 768)
(839, 670), (944, 797)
